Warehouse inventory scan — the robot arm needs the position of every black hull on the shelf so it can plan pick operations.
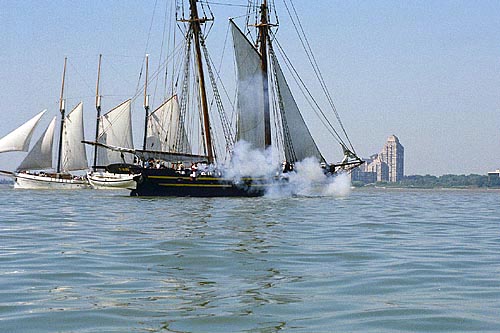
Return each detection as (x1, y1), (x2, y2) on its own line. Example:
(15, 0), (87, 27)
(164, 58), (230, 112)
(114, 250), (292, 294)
(130, 168), (270, 197)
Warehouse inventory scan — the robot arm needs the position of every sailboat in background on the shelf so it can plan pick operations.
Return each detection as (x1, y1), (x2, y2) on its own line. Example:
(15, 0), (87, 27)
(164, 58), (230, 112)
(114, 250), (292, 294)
(0, 110), (47, 177)
(0, 110), (46, 155)
(145, 95), (191, 156)
(13, 58), (89, 189)
(86, 99), (137, 189)
(84, 54), (190, 189)
(86, 55), (138, 190)
(15, 116), (57, 175)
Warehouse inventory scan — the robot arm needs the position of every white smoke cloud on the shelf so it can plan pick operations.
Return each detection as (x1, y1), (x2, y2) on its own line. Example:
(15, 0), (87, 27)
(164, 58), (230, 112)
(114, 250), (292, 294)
(323, 172), (352, 197)
(277, 157), (352, 198)
(223, 141), (352, 198)
(223, 140), (278, 178)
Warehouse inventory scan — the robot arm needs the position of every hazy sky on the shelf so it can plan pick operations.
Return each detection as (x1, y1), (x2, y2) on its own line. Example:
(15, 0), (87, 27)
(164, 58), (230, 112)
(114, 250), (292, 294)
(1, 0), (499, 176)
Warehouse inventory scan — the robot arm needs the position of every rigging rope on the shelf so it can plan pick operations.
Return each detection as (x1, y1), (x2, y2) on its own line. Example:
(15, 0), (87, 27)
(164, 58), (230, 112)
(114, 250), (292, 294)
(272, 36), (347, 149)
(136, 0), (159, 93)
(269, 46), (296, 162)
(283, 0), (357, 154)
(65, 59), (94, 103)
(178, 29), (193, 153)
(200, 34), (235, 155)
(204, 1), (249, 7)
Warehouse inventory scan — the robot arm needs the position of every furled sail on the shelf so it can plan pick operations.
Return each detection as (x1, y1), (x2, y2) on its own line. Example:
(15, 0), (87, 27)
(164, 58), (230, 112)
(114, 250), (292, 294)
(230, 20), (266, 150)
(0, 110), (46, 153)
(273, 55), (325, 163)
(97, 99), (134, 165)
(16, 116), (56, 171)
(146, 95), (191, 154)
(61, 102), (88, 172)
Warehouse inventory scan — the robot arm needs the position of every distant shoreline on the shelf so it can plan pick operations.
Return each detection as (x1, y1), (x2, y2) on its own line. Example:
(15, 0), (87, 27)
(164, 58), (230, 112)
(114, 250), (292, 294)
(356, 185), (500, 191)
(353, 173), (500, 189)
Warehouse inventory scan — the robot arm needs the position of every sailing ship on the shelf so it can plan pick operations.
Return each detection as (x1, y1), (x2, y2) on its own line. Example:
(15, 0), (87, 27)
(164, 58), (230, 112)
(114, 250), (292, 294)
(0, 110), (46, 155)
(13, 58), (89, 189)
(102, 0), (363, 197)
(86, 55), (138, 190)
(0, 110), (47, 176)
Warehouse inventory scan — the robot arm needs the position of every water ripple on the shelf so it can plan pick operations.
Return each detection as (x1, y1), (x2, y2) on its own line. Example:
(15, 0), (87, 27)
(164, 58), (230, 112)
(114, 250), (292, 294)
(0, 188), (499, 332)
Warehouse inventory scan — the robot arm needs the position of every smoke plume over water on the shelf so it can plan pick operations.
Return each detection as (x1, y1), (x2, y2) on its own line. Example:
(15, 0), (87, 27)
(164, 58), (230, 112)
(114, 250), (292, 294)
(224, 141), (352, 198)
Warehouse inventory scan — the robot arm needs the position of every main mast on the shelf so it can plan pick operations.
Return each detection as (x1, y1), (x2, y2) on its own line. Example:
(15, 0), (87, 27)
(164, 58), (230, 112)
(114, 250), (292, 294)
(258, 0), (272, 148)
(142, 54), (150, 150)
(56, 57), (67, 174)
(189, 0), (214, 163)
(93, 54), (102, 171)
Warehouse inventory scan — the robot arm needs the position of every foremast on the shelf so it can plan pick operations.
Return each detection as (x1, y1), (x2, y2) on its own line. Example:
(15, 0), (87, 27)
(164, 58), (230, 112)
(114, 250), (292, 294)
(187, 0), (214, 163)
(257, 0), (272, 148)
(93, 54), (102, 171)
(56, 57), (67, 174)
(142, 54), (150, 150)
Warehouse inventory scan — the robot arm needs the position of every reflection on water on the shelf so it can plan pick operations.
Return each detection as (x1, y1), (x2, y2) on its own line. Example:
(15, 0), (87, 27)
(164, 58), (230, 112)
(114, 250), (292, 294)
(0, 189), (500, 332)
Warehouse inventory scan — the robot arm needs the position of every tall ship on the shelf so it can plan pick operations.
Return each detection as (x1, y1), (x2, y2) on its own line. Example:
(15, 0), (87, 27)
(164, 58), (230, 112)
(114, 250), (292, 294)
(12, 58), (89, 189)
(86, 55), (138, 190)
(93, 0), (364, 197)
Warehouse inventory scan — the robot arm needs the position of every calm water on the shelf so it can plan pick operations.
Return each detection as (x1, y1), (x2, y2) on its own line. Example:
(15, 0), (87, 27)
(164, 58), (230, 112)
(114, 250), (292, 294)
(0, 187), (499, 332)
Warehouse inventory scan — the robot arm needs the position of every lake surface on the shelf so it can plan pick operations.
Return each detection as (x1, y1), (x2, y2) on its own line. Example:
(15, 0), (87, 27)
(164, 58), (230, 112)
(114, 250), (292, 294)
(1, 187), (499, 332)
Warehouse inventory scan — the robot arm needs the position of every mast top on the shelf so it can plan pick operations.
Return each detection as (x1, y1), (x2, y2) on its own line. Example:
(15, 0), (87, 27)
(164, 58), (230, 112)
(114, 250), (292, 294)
(59, 57), (67, 112)
(95, 54), (102, 109)
(177, 0), (214, 24)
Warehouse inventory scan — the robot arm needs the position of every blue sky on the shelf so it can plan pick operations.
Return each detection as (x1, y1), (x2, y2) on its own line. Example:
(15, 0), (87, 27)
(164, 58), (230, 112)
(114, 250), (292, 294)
(1, 0), (499, 176)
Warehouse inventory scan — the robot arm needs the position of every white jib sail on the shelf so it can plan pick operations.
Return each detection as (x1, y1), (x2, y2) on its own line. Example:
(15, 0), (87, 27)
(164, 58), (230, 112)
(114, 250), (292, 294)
(97, 99), (134, 165)
(0, 109), (46, 153)
(274, 56), (324, 163)
(16, 116), (57, 171)
(146, 95), (191, 154)
(231, 21), (266, 150)
(61, 102), (88, 172)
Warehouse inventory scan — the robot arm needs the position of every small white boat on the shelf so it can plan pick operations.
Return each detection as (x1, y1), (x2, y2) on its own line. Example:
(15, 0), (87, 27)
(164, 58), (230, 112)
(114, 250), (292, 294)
(87, 171), (136, 190)
(14, 172), (88, 190)
(86, 55), (139, 190)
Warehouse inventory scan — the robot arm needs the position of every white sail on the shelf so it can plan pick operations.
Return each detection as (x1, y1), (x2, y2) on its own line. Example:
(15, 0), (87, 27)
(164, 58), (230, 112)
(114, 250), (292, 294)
(61, 102), (88, 172)
(146, 95), (191, 154)
(273, 56), (324, 163)
(16, 116), (57, 171)
(0, 110), (46, 153)
(97, 99), (134, 165)
(230, 21), (266, 150)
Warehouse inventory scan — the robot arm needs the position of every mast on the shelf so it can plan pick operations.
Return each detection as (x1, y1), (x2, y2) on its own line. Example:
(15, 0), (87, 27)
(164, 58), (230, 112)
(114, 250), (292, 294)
(258, 0), (272, 148)
(189, 0), (214, 163)
(56, 57), (67, 174)
(142, 54), (150, 150)
(93, 54), (102, 171)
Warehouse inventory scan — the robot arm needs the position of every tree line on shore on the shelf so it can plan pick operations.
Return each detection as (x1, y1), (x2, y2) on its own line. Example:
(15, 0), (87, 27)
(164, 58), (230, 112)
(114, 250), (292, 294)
(353, 174), (500, 188)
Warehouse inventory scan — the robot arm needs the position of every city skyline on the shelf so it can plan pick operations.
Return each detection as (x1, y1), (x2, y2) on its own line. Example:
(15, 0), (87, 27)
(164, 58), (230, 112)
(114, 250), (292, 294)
(353, 135), (404, 184)
(1, 1), (499, 175)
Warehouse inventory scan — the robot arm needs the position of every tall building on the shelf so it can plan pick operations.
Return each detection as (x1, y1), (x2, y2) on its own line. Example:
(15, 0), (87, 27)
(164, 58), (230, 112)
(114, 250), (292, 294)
(379, 135), (404, 182)
(367, 155), (389, 182)
(351, 135), (404, 184)
(351, 158), (377, 183)
(488, 169), (500, 186)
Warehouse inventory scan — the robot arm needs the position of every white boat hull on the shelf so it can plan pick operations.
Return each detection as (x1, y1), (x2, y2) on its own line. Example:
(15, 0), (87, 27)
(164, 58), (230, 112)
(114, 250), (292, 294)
(87, 171), (137, 190)
(14, 173), (89, 190)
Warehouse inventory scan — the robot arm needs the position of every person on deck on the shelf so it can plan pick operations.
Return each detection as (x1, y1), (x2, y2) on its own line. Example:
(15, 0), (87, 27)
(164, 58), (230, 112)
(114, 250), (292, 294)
(190, 163), (198, 179)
